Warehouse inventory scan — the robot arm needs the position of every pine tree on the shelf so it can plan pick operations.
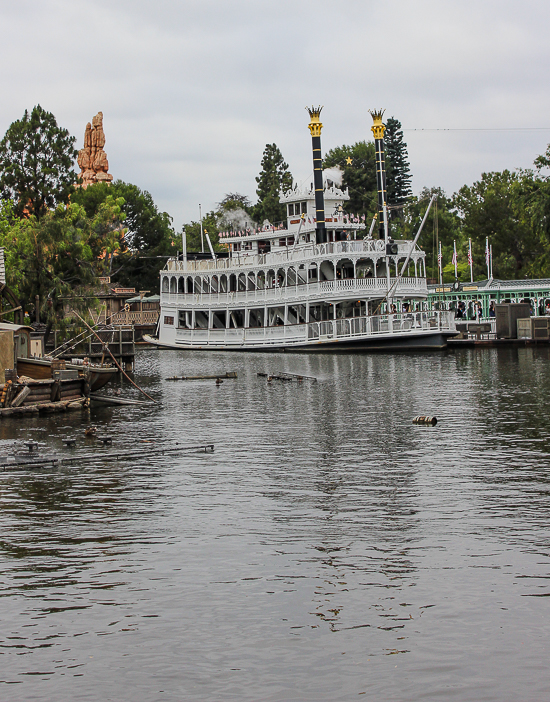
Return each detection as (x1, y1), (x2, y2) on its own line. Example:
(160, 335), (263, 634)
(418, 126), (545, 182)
(253, 144), (293, 225)
(0, 105), (78, 219)
(385, 117), (413, 205)
(323, 141), (377, 218)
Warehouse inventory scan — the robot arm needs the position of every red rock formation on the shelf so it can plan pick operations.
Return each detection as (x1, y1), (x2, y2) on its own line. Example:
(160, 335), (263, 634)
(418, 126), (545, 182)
(77, 112), (113, 188)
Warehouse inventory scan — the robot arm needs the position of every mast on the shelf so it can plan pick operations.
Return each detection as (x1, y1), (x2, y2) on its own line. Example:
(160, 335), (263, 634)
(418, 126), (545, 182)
(370, 110), (389, 242)
(307, 106), (327, 244)
(371, 109), (392, 303)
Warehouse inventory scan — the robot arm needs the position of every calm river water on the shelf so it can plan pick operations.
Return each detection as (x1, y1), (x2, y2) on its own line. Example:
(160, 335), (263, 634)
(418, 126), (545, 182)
(0, 347), (549, 701)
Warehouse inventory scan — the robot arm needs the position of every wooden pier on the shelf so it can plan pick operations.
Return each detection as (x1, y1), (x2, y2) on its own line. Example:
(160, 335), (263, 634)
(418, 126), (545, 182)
(49, 325), (135, 371)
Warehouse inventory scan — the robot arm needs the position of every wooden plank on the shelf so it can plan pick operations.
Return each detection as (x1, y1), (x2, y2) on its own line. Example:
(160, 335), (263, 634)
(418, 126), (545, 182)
(89, 393), (153, 406)
(11, 386), (31, 407)
(166, 371), (238, 381)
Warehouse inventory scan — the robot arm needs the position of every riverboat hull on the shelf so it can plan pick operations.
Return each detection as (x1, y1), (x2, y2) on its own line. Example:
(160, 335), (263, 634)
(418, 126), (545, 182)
(145, 312), (455, 352)
(145, 332), (450, 352)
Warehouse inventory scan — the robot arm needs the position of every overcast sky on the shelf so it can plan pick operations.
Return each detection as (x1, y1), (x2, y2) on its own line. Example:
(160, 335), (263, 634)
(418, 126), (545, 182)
(2, 0), (549, 231)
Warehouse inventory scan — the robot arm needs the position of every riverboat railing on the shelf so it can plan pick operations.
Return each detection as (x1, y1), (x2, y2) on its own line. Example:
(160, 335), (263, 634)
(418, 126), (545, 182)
(171, 310), (455, 348)
(165, 239), (419, 274)
(161, 277), (427, 307)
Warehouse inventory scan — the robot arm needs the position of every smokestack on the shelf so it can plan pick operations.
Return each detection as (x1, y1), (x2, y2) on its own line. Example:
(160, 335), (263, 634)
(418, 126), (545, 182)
(306, 106), (326, 244)
(370, 109), (388, 241)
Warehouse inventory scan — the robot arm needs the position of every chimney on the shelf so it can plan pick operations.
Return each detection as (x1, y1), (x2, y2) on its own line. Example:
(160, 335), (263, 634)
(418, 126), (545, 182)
(307, 106), (326, 244)
(370, 109), (389, 241)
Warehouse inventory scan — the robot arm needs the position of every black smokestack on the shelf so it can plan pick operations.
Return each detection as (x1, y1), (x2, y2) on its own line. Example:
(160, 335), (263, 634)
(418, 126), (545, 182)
(370, 109), (388, 241)
(307, 106), (326, 244)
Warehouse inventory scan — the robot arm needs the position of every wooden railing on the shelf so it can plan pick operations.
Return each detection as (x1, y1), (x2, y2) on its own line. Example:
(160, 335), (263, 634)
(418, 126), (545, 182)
(96, 310), (159, 325)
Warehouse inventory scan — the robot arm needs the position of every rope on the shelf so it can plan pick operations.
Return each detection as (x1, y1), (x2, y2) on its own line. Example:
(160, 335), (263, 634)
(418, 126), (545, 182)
(71, 310), (158, 404)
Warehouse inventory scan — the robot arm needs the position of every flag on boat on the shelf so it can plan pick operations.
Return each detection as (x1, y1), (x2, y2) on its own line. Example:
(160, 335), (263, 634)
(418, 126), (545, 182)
(485, 237), (490, 266)
(467, 242), (473, 266)
(451, 242), (457, 266)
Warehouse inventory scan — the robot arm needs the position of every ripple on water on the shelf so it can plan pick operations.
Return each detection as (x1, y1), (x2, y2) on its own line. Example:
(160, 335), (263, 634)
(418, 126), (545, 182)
(0, 347), (549, 700)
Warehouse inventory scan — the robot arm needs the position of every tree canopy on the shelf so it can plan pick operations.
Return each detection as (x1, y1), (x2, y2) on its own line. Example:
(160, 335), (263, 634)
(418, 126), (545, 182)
(385, 116), (413, 205)
(253, 144), (293, 225)
(0, 105), (78, 219)
(0, 196), (124, 339)
(323, 141), (377, 220)
(72, 180), (175, 291)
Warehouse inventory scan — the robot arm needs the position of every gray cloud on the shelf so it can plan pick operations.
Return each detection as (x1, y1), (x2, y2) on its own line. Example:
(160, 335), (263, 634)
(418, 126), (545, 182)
(1, 0), (549, 231)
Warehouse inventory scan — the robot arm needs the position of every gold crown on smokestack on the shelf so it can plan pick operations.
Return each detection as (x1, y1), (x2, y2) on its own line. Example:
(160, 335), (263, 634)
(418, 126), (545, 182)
(370, 109), (386, 140)
(306, 106), (323, 136)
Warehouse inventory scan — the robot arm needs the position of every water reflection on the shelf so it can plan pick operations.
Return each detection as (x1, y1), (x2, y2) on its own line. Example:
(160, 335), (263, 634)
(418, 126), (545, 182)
(0, 348), (549, 700)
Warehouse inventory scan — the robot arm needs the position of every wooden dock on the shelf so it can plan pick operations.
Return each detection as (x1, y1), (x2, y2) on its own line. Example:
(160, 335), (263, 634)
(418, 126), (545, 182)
(48, 325), (135, 371)
(448, 337), (550, 348)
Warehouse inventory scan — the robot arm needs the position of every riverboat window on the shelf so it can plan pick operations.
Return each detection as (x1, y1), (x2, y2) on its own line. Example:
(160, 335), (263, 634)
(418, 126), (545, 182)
(230, 310), (244, 328)
(279, 238), (287, 247)
(164, 316), (174, 325)
(194, 311), (208, 329)
(178, 310), (191, 328)
(258, 241), (271, 254)
(288, 203), (307, 216)
(212, 311), (226, 329)
(287, 236), (294, 246)
(288, 305), (306, 324)
(308, 268), (317, 280)
(267, 307), (285, 326)
(248, 308), (264, 327)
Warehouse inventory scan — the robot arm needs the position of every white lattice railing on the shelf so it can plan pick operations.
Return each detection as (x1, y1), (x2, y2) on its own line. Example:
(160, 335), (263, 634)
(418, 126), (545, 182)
(170, 311), (455, 348)
(161, 277), (427, 308)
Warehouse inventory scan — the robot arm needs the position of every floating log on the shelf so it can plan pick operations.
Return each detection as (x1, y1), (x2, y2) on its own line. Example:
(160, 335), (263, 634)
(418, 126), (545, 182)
(0, 405), (40, 416)
(412, 416), (438, 426)
(0, 442), (215, 470)
(89, 393), (153, 406)
(258, 371), (317, 382)
(0, 398), (87, 417)
(166, 371), (238, 381)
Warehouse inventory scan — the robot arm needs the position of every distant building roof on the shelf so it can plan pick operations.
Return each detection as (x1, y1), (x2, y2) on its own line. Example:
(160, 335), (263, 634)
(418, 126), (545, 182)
(125, 294), (160, 303)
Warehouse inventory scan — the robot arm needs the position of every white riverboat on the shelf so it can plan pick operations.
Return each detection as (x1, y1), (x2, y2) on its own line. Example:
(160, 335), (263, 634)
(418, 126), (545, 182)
(148, 109), (455, 352)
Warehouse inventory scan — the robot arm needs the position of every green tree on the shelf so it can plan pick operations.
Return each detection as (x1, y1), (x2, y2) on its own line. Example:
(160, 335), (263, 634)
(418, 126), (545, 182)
(0, 105), (78, 219)
(72, 180), (175, 291)
(323, 141), (377, 220)
(0, 198), (124, 342)
(453, 170), (539, 280)
(403, 187), (461, 281)
(385, 116), (413, 206)
(253, 144), (293, 225)
(217, 193), (253, 213)
(215, 192), (255, 234)
(183, 210), (223, 254)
